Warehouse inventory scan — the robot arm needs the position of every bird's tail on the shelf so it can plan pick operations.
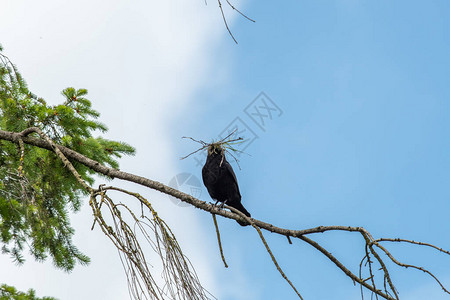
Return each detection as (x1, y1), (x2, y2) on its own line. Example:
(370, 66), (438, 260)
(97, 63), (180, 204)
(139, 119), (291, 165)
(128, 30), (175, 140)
(229, 202), (251, 226)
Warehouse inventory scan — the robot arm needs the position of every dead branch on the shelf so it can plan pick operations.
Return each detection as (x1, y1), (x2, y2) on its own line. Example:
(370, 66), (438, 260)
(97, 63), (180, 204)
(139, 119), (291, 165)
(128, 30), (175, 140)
(215, 0), (255, 44)
(1, 127), (450, 299)
(211, 214), (228, 268)
(90, 186), (213, 299)
(227, 205), (304, 299)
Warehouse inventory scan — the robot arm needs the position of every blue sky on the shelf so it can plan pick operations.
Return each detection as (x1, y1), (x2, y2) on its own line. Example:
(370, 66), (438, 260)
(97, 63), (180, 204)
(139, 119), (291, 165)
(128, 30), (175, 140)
(1, 0), (450, 299)
(177, 1), (450, 299)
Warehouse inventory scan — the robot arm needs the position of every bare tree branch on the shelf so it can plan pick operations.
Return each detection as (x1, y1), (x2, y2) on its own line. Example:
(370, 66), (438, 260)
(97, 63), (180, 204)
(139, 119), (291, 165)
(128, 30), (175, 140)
(228, 205), (304, 299)
(215, 0), (254, 44)
(375, 238), (450, 255)
(211, 214), (228, 268)
(1, 127), (450, 299)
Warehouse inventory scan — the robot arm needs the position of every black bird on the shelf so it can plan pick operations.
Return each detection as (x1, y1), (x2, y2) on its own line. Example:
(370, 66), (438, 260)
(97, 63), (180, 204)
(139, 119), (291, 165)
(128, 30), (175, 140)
(202, 143), (251, 226)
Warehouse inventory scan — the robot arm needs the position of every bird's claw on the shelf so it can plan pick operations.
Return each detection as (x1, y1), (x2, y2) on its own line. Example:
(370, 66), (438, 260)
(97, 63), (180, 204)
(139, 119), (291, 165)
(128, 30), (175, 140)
(213, 200), (227, 210)
(219, 200), (227, 209)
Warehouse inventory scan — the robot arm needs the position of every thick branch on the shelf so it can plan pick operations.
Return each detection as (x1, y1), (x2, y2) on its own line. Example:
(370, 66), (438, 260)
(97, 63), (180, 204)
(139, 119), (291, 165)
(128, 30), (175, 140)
(0, 128), (372, 235)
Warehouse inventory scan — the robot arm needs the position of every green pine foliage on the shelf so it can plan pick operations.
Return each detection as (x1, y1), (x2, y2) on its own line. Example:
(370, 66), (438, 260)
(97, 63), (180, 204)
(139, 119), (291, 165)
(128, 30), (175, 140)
(0, 45), (135, 271)
(0, 284), (57, 300)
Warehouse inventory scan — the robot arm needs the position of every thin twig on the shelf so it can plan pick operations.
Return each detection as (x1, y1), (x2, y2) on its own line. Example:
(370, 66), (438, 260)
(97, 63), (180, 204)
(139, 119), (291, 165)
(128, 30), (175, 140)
(361, 231), (398, 299)
(180, 145), (208, 160)
(286, 236), (292, 244)
(181, 136), (208, 146)
(225, 0), (255, 22)
(226, 205), (304, 300)
(373, 240), (450, 295)
(216, 0), (255, 43)
(376, 238), (450, 256)
(217, 0), (238, 44)
(359, 255), (366, 299)
(299, 235), (391, 300)
(365, 244), (378, 300)
(218, 128), (238, 143)
(212, 214), (228, 268)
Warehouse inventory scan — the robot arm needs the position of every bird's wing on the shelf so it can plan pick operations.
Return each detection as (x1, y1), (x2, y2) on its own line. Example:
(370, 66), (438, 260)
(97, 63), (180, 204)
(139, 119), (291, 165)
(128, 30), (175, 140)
(223, 159), (241, 197)
(202, 165), (217, 200)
